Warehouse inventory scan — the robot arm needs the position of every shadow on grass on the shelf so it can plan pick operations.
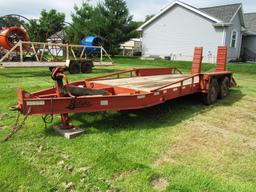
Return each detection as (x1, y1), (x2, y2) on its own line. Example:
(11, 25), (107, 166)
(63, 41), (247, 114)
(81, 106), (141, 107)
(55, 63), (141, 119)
(45, 89), (244, 137)
(93, 68), (120, 74)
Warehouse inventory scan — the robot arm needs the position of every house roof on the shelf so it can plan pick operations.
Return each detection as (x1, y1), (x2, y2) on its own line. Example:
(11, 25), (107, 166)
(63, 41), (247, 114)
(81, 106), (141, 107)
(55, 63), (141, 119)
(138, 0), (243, 31)
(200, 3), (241, 23)
(244, 13), (256, 34)
(48, 30), (65, 40)
(138, 1), (221, 31)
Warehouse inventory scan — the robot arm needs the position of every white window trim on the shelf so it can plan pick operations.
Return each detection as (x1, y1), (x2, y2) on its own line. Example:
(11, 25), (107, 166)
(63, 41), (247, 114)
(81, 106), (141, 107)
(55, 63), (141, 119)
(230, 29), (238, 48)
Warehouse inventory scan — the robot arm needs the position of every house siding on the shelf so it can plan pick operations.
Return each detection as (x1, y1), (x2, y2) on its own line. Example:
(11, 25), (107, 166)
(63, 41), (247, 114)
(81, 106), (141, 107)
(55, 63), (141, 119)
(242, 35), (256, 60)
(142, 5), (224, 63)
(225, 13), (243, 60)
(243, 36), (256, 53)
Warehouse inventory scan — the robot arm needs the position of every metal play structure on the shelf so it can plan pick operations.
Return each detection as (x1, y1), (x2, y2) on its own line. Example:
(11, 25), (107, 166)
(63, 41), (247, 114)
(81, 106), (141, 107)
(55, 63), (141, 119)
(0, 40), (113, 73)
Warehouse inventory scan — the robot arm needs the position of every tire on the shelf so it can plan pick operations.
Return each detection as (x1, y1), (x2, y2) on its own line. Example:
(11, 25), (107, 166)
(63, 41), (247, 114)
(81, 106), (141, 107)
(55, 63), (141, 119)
(81, 60), (93, 73)
(218, 77), (230, 99)
(68, 61), (81, 74)
(202, 79), (219, 105)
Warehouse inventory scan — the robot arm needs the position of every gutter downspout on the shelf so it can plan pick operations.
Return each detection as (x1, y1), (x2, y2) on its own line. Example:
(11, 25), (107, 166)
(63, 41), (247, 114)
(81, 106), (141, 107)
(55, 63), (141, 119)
(140, 31), (143, 57)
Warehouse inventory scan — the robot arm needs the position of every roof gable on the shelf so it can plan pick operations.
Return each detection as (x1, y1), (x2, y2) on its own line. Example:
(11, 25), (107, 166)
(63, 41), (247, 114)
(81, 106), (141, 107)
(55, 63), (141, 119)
(200, 4), (241, 23)
(138, 1), (244, 31)
(138, 0), (221, 31)
(244, 13), (256, 34)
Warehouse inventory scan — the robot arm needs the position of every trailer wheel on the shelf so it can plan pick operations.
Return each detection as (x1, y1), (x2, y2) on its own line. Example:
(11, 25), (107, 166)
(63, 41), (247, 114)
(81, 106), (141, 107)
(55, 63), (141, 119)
(218, 77), (230, 99)
(69, 61), (81, 74)
(81, 60), (93, 73)
(202, 79), (219, 105)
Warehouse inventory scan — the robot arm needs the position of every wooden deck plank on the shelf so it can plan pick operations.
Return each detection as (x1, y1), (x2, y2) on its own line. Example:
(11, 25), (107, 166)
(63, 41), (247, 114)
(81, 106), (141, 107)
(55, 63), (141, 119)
(93, 74), (200, 92)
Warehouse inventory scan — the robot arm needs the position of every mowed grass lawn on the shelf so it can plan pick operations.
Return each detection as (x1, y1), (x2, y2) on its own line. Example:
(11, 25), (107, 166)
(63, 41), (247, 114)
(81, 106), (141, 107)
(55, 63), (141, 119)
(0, 58), (256, 192)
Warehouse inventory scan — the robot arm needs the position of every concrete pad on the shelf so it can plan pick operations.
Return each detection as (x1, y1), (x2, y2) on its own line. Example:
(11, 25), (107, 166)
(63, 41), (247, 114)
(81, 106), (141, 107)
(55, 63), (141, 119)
(53, 126), (85, 139)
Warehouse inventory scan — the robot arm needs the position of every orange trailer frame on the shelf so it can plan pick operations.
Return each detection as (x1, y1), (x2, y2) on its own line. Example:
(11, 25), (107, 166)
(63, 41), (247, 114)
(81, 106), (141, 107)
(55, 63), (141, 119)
(15, 46), (235, 130)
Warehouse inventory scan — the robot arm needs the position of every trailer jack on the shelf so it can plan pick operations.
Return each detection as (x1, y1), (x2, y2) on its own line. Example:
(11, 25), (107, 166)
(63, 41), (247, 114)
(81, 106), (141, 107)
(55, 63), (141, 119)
(51, 67), (85, 139)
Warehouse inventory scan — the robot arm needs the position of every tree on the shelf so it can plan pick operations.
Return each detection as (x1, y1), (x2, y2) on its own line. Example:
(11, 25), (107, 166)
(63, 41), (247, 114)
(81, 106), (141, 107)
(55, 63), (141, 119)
(25, 19), (39, 41)
(128, 21), (143, 38)
(66, 1), (95, 44)
(92, 0), (133, 55)
(68, 0), (138, 55)
(145, 14), (154, 22)
(27, 9), (65, 42)
(0, 15), (26, 29)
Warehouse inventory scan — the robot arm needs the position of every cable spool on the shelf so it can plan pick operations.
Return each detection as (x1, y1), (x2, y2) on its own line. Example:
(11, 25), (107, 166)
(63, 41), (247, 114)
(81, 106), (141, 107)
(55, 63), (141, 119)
(0, 26), (29, 50)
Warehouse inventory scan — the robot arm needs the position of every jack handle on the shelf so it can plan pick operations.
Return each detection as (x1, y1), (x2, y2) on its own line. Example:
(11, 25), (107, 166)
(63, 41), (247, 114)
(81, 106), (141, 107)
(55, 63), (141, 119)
(58, 73), (74, 97)
(51, 67), (65, 80)
(51, 67), (74, 97)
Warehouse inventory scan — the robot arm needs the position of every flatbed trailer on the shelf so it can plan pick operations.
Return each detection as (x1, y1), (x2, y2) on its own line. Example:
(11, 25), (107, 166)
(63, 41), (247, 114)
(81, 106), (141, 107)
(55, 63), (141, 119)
(15, 47), (236, 138)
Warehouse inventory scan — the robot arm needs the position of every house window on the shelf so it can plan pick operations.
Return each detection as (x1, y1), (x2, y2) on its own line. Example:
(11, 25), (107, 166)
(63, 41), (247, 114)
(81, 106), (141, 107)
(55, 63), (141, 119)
(230, 30), (237, 48)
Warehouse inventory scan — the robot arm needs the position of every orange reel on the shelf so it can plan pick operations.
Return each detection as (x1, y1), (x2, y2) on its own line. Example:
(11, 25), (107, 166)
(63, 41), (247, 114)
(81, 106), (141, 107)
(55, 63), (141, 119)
(0, 26), (29, 50)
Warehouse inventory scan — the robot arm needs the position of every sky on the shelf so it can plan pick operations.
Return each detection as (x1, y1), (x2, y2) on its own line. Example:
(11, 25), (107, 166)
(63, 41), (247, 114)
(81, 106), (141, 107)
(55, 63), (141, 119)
(0, 0), (255, 22)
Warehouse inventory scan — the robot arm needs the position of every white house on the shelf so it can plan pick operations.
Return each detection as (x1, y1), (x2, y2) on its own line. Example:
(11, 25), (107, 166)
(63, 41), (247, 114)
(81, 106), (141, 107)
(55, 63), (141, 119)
(138, 1), (256, 62)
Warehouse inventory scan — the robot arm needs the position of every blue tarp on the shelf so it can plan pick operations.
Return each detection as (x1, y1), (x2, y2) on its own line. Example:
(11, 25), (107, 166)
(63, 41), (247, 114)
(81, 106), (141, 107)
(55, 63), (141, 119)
(80, 36), (103, 54)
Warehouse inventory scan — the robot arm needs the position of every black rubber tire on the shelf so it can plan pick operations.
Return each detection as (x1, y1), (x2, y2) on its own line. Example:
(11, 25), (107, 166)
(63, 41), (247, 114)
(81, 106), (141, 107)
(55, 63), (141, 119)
(68, 61), (81, 74)
(202, 79), (219, 105)
(218, 77), (230, 99)
(81, 60), (93, 73)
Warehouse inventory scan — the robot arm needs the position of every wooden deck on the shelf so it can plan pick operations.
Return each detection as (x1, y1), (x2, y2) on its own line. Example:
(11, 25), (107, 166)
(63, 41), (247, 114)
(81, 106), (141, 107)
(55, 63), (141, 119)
(93, 74), (200, 92)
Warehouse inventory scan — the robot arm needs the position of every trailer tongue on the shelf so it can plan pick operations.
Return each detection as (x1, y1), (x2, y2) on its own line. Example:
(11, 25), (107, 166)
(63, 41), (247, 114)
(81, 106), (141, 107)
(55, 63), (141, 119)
(15, 46), (235, 138)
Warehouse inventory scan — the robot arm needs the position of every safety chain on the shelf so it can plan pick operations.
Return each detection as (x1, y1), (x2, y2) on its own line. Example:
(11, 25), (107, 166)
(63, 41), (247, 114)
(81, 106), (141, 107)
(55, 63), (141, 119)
(1, 107), (31, 143)
(41, 114), (54, 129)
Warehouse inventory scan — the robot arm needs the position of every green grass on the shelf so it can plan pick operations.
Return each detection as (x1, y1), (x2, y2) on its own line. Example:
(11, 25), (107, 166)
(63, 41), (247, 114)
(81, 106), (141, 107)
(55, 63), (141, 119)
(0, 58), (256, 191)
